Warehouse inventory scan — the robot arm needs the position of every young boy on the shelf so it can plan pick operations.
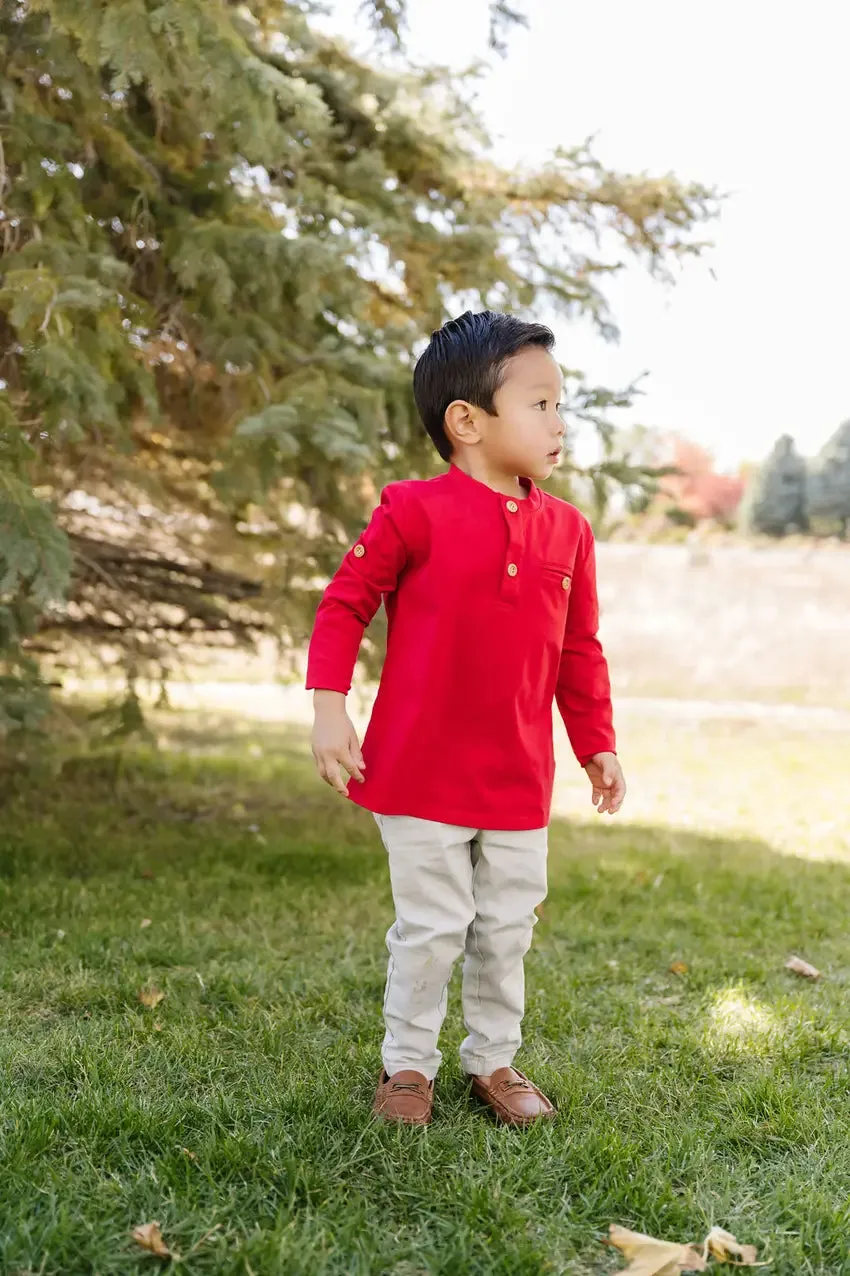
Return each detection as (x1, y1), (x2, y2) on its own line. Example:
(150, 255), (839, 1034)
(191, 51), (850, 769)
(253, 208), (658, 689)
(306, 310), (626, 1127)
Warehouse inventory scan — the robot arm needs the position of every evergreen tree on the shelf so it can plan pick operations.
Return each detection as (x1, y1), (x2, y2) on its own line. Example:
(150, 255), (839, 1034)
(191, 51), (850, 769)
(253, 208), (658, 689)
(0, 0), (717, 727)
(808, 420), (850, 538)
(743, 435), (808, 537)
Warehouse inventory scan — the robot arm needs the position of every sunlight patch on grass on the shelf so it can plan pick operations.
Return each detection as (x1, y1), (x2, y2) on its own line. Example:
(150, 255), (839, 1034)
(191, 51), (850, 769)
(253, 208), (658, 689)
(704, 986), (781, 1052)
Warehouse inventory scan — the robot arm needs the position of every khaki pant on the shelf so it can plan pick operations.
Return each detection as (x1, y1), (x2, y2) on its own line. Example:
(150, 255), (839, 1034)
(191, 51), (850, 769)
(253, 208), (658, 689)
(374, 814), (549, 1081)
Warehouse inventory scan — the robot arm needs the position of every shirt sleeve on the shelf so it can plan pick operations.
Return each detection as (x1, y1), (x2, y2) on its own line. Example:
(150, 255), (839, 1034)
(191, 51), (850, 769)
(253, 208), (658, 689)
(305, 484), (412, 696)
(555, 518), (616, 767)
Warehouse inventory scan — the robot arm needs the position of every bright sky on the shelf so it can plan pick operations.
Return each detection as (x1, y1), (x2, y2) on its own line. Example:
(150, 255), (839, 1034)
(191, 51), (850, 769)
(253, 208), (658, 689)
(320, 0), (850, 469)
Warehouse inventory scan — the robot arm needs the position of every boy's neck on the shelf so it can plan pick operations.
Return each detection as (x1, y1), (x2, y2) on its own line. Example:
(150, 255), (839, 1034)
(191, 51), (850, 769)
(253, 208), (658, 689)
(451, 455), (527, 500)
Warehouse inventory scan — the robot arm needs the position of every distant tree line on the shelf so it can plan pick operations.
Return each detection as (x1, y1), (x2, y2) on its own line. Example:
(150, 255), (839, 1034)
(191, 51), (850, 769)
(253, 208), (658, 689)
(744, 421), (850, 539)
(593, 422), (850, 542)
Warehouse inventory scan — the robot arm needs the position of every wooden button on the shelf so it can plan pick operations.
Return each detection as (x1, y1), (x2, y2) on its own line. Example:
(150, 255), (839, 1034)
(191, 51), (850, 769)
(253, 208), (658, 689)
(353, 544), (366, 558)
(507, 563), (518, 577)
(506, 500), (518, 513)
(561, 576), (571, 590)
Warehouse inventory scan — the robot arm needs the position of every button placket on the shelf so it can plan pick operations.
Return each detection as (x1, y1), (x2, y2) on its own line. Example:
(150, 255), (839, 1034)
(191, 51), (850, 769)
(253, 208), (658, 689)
(501, 500), (524, 603)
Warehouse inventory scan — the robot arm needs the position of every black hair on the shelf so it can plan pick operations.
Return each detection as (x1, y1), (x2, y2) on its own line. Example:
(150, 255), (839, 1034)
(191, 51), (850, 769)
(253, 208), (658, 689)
(412, 310), (556, 462)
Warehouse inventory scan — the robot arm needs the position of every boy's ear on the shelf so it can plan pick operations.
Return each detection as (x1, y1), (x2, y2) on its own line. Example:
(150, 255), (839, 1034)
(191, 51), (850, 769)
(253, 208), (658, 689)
(444, 399), (483, 449)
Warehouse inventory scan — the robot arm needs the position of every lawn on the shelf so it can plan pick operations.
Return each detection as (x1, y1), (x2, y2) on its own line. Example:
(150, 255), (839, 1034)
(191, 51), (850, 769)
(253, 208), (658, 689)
(2, 711), (850, 1274)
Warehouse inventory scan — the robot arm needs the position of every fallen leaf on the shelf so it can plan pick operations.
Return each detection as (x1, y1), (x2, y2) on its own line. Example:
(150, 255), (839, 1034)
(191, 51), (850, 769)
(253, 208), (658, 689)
(140, 869), (156, 880)
(785, 955), (821, 980)
(704, 1225), (762, 1265)
(139, 986), (166, 1009)
(181, 1146), (197, 1160)
(606, 1224), (707, 1274)
(669, 961), (689, 976)
(153, 1021), (163, 1031)
(131, 1221), (171, 1259)
(534, 903), (544, 917)
(140, 918), (152, 929)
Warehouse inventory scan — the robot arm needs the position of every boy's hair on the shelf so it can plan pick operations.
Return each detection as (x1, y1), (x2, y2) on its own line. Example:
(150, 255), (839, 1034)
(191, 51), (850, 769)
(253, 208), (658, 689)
(412, 310), (555, 461)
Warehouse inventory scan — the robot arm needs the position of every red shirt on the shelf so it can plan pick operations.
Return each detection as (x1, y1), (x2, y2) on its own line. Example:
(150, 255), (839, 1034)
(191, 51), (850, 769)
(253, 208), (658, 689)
(306, 464), (616, 830)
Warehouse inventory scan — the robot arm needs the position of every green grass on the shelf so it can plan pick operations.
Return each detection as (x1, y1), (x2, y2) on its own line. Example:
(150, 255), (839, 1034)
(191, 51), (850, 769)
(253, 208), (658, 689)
(3, 718), (850, 1274)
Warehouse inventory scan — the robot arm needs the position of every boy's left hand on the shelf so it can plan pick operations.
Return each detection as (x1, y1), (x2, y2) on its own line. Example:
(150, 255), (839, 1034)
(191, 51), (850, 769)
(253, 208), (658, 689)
(584, 752), (626, 815)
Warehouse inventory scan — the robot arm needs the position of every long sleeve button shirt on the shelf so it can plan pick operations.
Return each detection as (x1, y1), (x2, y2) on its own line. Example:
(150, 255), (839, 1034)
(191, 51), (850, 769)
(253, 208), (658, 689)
(306, 464), (616, 830)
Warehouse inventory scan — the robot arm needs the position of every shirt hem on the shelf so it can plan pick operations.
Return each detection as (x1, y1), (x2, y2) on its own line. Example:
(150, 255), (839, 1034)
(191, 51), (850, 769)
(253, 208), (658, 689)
(348, 787), (550, 832)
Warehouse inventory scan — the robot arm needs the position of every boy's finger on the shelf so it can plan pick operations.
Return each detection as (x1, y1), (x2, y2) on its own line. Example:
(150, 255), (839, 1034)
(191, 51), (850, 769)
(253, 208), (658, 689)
(341, 749), (365, 784)
(607, 781), (626, 814)
(324, 759), (349, 796)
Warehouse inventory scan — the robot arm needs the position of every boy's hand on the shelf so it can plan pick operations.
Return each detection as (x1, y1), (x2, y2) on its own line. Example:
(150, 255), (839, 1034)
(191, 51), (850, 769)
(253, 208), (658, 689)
(584, 752), (626, 815)
(311, 690), (365, 797)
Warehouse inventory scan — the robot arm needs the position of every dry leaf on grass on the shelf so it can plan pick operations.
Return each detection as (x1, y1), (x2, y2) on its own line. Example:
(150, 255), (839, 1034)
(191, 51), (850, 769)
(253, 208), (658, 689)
(131, 1220), (172, 1258)
(606, 1224), (707, 1274)
(140, 869), (156, 880)
(139, 986), (166, 1009)
(140, 918), (152, 929)
(704, 1226), (763, 1265)
(785, 955), (821, 980)
(606, 1223), (762, 1273)
(669, 961), (689, 975)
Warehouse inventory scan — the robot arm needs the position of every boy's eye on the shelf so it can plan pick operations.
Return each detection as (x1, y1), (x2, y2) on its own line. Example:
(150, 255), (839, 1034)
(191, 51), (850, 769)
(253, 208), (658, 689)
(535, 400), (547, 410)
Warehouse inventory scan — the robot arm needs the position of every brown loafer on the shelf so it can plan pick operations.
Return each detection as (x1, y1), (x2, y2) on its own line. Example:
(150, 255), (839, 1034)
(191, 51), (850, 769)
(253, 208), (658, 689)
(372, 1069), (434, 1125)
(469, 1066), (556, 1126)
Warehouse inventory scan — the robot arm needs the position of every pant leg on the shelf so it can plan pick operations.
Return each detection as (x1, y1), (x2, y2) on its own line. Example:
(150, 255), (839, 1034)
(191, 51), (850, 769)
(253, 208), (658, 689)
(459, 825), (549, 1076)
(374, 814), (477, 1082)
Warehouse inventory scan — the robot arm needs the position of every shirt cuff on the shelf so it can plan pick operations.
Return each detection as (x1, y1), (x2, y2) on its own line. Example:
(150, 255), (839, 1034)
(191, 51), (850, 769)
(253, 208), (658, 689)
(578, 746), (617, 768)
(305, 676), (351, 696)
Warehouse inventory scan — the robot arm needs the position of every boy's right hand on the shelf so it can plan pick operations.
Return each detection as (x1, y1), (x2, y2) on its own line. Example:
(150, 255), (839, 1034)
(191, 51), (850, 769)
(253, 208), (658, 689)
(311, 690), (365, 797)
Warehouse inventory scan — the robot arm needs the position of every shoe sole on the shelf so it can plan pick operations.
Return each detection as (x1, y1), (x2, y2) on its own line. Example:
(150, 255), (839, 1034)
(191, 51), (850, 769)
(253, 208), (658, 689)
(371, 1108), (432, 1126)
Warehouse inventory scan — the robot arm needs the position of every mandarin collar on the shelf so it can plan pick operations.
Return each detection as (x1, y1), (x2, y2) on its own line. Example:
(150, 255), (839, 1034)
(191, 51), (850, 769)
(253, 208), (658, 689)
(447, 463), (542, 511)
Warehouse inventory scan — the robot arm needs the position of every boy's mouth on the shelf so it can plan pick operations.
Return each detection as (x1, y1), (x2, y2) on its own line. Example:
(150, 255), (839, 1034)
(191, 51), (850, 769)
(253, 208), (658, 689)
(547, 448), (563, 463)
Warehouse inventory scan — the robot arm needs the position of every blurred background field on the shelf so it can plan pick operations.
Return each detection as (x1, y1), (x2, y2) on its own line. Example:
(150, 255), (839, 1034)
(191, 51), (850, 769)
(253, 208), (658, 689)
(59, 531), (850, 860)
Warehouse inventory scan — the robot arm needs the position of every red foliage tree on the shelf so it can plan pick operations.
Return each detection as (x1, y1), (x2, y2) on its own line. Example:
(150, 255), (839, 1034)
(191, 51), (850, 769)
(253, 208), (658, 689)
(660, 437), (746, 522)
